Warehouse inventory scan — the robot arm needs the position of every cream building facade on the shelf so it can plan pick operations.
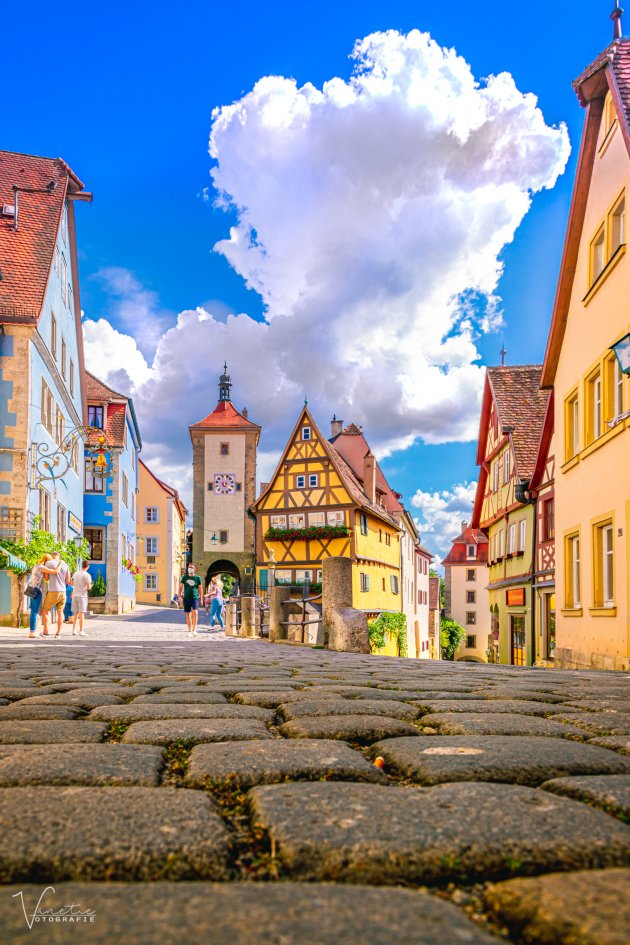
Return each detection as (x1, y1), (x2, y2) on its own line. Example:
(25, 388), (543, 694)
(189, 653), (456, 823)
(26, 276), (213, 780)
(136, 459), (187, 606)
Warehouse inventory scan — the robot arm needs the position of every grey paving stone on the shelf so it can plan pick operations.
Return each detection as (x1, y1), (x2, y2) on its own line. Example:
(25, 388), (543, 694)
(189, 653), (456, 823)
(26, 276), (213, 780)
(89, 704), (273, 722)
(469, 689), (567, 703)
(0, 686), (57, 699)
(278, 716), (420, 743)
(323, 687), (429, 701)
(419, 713), (588, 738)
(131, 692), (228, 704)
(0, 787), (229, 881)
(589, 736), (630, 755)
(414, 699), (564, 716)
(249, 781), (630, 884)
(0, 704), (81, 720)
(235, 691), (340, 707)
(485, 868), (630, 945)
(0, 721), (107, 744)
(552, 713), (630, 736)
(14, 692), (125, 708)
(0, 744), (164, 786)
(185, 739), (386, 788)
(279, 699), (422, 721)
(369, 736), (630, 785)
(122, 719), (273, 745)
(0, 882), (504, 945)
(542, 774), (630, 821)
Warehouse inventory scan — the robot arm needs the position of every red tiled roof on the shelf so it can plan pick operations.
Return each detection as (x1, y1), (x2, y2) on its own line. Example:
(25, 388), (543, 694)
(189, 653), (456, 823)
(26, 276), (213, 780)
(429, 575), (440, 611)
(488, 366), (550, 481)
(442, 525), (489, 565)
(331, 427), (404, 515)
(0, 150), (84, 322)
(85, 370), (127, 402)
(190, 399), (261, 433)
(84, 370), (130, 448)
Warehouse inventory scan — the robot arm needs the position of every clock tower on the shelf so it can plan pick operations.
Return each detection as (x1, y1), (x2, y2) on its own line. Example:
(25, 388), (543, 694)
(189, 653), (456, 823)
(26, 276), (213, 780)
(189, 366), (261, 591)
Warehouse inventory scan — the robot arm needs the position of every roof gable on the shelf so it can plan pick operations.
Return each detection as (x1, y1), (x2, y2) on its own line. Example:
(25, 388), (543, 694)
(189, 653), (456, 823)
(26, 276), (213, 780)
(330, 426), (404, 515)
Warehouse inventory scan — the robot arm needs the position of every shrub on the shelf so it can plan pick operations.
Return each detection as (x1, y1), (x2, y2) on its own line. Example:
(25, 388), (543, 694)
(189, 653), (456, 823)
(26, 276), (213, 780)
(369, 612), (407, 657)
(89, 570), (106, 598)
(440, 617), (466, 661)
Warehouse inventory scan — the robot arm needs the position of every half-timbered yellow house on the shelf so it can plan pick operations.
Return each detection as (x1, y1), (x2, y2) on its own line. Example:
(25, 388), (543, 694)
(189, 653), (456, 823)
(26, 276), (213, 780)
(254, 407), (402, 617)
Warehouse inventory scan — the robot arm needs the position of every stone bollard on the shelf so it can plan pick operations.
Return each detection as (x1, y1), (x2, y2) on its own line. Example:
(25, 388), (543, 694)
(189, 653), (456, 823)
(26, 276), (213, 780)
(224, 600), (237, 636)
(269, 586), (291, 642)
(321, 557), (370, 654)
(241, 597), (257, 638)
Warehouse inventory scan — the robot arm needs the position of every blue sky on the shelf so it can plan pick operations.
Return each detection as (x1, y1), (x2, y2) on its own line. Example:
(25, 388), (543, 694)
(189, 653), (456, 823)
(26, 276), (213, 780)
(4, 1), (618, 554)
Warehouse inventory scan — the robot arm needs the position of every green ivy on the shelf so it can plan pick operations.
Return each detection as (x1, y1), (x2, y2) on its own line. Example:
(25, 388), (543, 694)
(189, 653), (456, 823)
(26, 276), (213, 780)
(369, 612), (408, 657)
(440, 617), (467, 661)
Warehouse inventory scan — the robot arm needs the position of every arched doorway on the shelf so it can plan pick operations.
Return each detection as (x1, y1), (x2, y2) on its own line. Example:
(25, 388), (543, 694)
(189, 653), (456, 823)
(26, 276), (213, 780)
(205, 559), (241, 597)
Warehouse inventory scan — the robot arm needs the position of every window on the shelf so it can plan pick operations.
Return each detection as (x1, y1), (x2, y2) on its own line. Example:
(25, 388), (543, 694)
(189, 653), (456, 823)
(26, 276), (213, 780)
(296, 475), (305, 489)
(466, 591), (476, 604)
(308, 474), (319, 487)
(493, 460), (500, 492)
(38, 488), (51, 532)
(220, 530), (228, 544)
(71, 440), (79, 474)
(565, 533), (581, 608)
(61, 338), (67, 379)
(61, 206), (67, 244)
(85, 459), (104, 493)
(124, 424), (128, 450)
(466, 612), (477, 625)
(614, 357), (624, 418)
(466, 544), (476, 560)
(565, 390), (579, 460)
(503, 450), (510, 485)
(145, 507), (159, 523)
(88, 405), (104, 429)
(604, 92), (617, 138)
(60, 255), (67, 303)
(498, 529), (505, 559)
(51, 314), (57, 359)
(590, 226), (606, 285)
(359, 513), (368, 536)
(390, 575), (399, 594)
(467, 569), (476, 581)
(519, 519), (527, 552)
(131, 492), (135, 520)
(327, 510), (345, 526)
(594, 521), (615, 608)
(85, 527), (104, 563)
(270, 514), (287, 528)
(302, 427), (311, 440)
(606, 352), (625, 422)
(385, 532), (391, 546)
(308, 512), (325, 526)
(466, 635), (477, 649)
(131, 449), (136, 472)
(69, 360), (75, 397)
(360, 572), (370, 592)
(55, 409), (64, 446)
(587, 371), (602, 443)
(611, 195), (625, 254)
(288, 513), (306, 528)
(236, 482), (242, 491)
(122, 536), (127, 561)
(54, 246), (60, 273)
(121, 473), (128, 507)
(220, 443), (229, 456)
(207, 481), (214, 492)
(145, 573), (158, 591)
(145, 537), (159, 555)
(40, 380), (53, 435)
(383, 577), (387, 591)
(542, 499), (554, 541)
(507, 523), (516, 555)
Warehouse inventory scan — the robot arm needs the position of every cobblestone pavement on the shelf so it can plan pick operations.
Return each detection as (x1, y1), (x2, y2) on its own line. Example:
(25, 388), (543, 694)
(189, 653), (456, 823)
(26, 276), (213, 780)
(0, 610), (629, 943)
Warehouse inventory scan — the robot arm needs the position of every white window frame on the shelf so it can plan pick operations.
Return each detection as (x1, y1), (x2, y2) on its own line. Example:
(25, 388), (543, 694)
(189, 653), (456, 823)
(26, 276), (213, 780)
(288, 513), (305, 528)
(571, 535), (581, 608)
(60, 255), (67, 304)
(327, 510), (345, 526)
(296, 475), (306, 489)
(302, 426), (311, 441)
(503, 450), (510, 485)
(308, 474), (319, 488)
(122, 472), (129, 508)
(390, 574), (399, 594)
(493, 461), (500, 492)
(145, 537), (159, 555)
(593, 375), (602, 439)
(69, 360), (75, 397)
(50, 313), (57, 359)
(144, 573), (158, 591)
(603, 524), (614, 607)
(270, 514), (287, 528)
(508, 523), (516, 554)
(614, 358), (624, 418)
(466, 544), (476, 560)
(38, 487), (51, 533)
(572, 397), (579, 456)
(145, 507), (159, 523)
(360, 572), (370, 593)
(308, 512), (325, 526)
(519, 519), (527, 552)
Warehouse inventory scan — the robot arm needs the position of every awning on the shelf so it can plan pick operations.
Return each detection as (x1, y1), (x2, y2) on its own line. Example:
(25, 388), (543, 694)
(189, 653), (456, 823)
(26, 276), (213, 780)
(0, 546), (28, 572)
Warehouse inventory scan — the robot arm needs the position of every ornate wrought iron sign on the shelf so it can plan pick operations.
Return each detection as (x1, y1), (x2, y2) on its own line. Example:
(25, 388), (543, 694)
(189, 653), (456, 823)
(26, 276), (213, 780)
(31, 425), (114, 490)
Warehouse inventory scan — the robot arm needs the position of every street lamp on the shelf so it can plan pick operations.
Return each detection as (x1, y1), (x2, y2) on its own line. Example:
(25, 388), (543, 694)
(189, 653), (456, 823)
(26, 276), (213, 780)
(211, 532), (218, 547)
(611, 332), (630, 375)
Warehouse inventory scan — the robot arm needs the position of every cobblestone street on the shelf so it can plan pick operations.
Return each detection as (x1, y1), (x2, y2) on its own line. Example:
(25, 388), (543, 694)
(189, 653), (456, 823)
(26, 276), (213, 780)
(0, 614), (629, 944)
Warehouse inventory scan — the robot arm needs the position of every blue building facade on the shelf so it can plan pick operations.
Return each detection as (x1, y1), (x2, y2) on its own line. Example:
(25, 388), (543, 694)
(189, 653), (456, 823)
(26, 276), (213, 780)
(83, 372), (141, 613)
(0, 152), (90, 622)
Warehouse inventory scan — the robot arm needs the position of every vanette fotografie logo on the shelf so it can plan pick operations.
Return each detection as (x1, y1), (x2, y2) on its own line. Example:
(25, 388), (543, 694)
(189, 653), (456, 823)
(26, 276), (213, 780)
(12, 886), (96, 930)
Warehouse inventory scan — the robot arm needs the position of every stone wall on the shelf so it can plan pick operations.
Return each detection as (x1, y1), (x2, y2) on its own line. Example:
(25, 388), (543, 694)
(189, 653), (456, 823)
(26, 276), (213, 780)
(322, 557), (370, 654)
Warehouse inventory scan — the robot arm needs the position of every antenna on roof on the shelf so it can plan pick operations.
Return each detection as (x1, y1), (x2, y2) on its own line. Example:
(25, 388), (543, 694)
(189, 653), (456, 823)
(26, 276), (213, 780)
(500, 344), (507, 367)
(612, 0), (624, 40)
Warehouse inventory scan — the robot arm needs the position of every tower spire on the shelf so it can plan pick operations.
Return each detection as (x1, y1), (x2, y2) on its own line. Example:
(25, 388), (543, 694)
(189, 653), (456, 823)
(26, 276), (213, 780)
(219, 363), (232, 402)
(500, 344), (507, 367)
(612, 0), (624, 41)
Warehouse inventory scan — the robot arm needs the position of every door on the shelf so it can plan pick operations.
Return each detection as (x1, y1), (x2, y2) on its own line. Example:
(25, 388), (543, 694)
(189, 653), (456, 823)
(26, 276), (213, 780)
(510, 615), (526, 666)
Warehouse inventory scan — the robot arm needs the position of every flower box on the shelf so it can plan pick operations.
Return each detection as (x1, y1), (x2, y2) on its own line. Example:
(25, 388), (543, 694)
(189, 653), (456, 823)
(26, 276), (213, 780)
(265, 525), (351, 542)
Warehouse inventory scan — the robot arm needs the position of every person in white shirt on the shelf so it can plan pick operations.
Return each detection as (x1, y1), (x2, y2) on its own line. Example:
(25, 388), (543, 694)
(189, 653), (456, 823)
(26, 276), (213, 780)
(71, 561), (93, 637)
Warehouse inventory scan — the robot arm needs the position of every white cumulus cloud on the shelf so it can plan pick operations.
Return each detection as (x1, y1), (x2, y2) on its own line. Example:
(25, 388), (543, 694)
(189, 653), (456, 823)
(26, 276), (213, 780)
(82, 28), (569, 508)
(411, 480), (478, 560)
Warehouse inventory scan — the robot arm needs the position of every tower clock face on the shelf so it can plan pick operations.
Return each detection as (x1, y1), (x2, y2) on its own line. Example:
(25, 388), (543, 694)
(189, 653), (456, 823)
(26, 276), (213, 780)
(214, 473), (236, 494)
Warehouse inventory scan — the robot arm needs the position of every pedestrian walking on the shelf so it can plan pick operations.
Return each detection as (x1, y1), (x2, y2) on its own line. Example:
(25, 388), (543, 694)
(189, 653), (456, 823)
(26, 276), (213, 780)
(40, 551), (71, 639)
(203, 590), (211, 616)
(63, 583), (73, 623)
(179, 563), (202, 638)
(71, 561), (93, 637)
(25, 553), (61, 639)
(209, 577), (225, 630)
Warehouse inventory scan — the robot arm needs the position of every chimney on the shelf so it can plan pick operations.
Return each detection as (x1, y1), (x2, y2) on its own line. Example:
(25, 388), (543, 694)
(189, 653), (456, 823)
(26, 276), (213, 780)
(461, 520), (468, 531)
(242, 407), (248, 419)
(330, 414), (343, 438)
(363, 451), (376, 505)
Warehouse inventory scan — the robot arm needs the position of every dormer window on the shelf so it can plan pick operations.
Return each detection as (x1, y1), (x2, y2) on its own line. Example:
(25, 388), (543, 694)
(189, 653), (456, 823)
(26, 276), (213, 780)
(88, 405), (104, 429)
(302, 427), (311, 440)
(466, 544), (476, 560)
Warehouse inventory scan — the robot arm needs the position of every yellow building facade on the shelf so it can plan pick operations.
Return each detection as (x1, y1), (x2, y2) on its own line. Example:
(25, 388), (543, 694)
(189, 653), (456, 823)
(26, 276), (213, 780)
(254, 407), (402, 620)
(542, 44), (630, 670)
(136, 459), (187, 606)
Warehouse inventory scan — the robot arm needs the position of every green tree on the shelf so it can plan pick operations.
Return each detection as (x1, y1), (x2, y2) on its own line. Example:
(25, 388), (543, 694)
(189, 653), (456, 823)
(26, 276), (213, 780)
(440, 617), (466, 661)
(0, 528), (90, 626)
(89, 570), (106, 598)
(368, 612), (408, 657)
(221, 573), (236, 597)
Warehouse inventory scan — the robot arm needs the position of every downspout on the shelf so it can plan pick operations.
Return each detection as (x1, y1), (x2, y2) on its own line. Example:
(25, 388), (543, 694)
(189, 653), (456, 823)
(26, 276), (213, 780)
(516, 477), (537, 665)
